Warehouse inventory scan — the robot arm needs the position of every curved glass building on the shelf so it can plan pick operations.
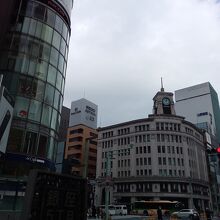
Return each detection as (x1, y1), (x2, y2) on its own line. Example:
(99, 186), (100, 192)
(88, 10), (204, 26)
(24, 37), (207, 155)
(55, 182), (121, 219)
(0, 0), (73, 176)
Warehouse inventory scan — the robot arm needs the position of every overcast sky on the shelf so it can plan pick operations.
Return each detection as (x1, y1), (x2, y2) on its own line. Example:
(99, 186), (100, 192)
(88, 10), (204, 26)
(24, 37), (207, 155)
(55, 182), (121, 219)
(63, 0), (220, 127)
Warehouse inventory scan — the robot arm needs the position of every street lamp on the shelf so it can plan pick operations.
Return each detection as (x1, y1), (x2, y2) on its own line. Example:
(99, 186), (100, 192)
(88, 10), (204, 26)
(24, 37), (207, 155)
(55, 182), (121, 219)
(104, 144), (133, 220)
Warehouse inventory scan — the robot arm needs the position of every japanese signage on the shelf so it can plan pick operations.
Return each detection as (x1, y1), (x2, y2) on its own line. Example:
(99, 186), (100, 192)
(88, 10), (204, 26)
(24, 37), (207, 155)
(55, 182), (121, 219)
(20, 170), (87, 220)
(56, 0), (73, 18)
(69, 98), (98, 129)
(39, 0), (73, 25)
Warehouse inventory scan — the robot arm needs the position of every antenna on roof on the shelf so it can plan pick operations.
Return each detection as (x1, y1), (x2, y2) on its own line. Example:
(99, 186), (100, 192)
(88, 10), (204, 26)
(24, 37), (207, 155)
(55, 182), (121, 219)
(161, 77), (164, 92)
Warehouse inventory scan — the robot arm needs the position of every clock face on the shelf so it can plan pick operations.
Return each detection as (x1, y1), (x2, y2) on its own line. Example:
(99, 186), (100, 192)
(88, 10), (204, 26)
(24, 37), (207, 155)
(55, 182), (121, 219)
(162, 97), (170, 105)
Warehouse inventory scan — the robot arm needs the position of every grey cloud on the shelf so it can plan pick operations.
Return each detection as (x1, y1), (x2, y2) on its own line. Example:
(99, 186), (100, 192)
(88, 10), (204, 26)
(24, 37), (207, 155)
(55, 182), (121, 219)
(64, 0), (220, 126)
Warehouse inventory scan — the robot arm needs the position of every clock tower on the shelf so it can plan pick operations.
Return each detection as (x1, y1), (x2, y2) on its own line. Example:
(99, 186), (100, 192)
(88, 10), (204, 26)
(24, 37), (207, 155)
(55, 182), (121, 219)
(152, 86), (176, 115)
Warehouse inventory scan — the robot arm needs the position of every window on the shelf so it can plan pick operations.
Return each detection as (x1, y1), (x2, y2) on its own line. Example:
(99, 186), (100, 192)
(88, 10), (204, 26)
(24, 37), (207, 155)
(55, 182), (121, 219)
(45, 8), (56, 27)
(52, 30), (61, 50)
(14, 97), (29, 119)
(28, 19), (37, 36)
(176, 147), (179, 154)
(47, 64), (57, 86)
(41, 104), (52, 127)
(69, 128), (83, 135)
(60, 38), (66, 56)
(37, 135), (47, 157)
(36, 60), (48, 81)
(168, 158), (171, 165)
(41, 24), (53, 43)
(139, 146), (142, 154)
(23, 131), (37, 155)
(158, 157), (162, 165)
(136, 158), (139, 166)
(7, 128), (24, 153)
(28, 99), (42, 122)
(163, 157), (166, 165)
(169, 169), (172, 176)
(140, 158), (143, 166)
(69, 137), (83, 142)
(53, 89), (60, 110)
(44, 84), (54, 105)
(50, 47), (59, 67)
(35, 21), (42, 38)
(58, 54), (64, 72)
(157, 134), (160, 141)
(22, 17), (31, 33)
(55, 15), (63, 33)
(158, 145), (161, 153)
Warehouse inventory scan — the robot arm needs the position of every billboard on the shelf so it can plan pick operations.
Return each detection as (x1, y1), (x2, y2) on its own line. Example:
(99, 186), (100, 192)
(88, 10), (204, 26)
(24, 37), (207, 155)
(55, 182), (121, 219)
(0, 79), (14, 153)
(69, 98), (98, 129)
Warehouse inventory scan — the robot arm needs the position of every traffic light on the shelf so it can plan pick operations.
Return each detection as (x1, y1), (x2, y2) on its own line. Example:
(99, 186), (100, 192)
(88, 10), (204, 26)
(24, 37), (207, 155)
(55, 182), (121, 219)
(216, 147), (220, 153)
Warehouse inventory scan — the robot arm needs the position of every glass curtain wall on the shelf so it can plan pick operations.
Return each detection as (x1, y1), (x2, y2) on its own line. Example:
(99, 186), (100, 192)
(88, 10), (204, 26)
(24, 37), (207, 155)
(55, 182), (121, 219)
(0, 0), (71, 175)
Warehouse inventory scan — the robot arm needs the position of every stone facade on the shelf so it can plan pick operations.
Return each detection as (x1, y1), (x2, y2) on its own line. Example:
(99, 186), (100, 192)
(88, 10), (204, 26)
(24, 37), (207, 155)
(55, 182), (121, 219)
(96, 89), (211, 211)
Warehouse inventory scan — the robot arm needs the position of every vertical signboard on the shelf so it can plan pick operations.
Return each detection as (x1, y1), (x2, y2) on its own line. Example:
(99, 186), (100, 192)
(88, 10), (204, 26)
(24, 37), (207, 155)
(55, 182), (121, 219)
(0, 77), (14, 153)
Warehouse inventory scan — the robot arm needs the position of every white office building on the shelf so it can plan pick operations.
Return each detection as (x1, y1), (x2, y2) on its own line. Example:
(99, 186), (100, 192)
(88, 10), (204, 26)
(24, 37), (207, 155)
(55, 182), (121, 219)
(175, 82), (220, 144)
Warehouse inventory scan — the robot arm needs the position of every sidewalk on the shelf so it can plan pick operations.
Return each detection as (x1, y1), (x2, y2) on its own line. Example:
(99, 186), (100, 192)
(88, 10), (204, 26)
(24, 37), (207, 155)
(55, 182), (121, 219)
(87, 215), (147, 220)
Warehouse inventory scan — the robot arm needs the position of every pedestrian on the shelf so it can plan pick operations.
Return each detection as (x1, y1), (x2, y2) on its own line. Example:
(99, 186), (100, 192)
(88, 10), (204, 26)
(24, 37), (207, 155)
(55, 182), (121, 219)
(96, 207), (100, 218)
(92, 206), (96, 218)
(157, 206), (163, 220)
(205, 207), (212, 220)
(143, 209), (148, 216)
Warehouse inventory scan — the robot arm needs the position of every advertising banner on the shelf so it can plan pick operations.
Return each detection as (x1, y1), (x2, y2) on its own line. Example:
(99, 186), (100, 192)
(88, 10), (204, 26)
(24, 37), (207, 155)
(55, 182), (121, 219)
(0, 85), (14, 153)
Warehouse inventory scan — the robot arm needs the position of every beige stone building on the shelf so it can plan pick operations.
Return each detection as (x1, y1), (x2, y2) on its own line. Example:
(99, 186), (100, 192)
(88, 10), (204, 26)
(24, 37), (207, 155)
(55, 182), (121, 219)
(65, 125), (97, 178)
(96, 88), (211, 210)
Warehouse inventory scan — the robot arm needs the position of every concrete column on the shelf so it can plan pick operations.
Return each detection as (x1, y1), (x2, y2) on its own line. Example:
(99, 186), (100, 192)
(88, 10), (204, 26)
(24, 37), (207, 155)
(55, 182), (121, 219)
(188, 197), (194, 209)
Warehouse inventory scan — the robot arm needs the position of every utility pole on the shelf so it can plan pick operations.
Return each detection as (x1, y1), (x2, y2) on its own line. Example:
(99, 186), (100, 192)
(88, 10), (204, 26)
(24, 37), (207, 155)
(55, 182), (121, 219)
(82, 134), (98, 178)
(104, 151), (111, 220)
